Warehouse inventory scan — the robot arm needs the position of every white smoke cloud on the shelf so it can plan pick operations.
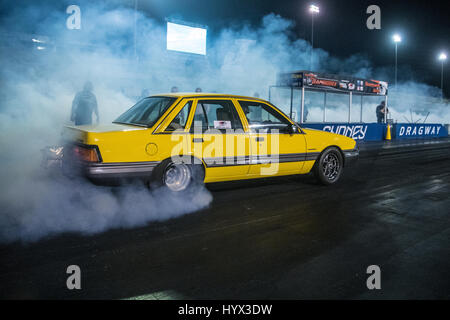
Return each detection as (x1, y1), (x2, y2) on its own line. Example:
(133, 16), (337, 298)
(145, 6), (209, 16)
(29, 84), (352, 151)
(0, 175), (212, 242)
(0, 1), (448, 242)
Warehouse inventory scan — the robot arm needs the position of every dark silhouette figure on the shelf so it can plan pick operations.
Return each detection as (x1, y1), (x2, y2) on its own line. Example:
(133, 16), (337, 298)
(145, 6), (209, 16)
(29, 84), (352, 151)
(71, 81), (99, 125)
(303, 106), (309, 122)
(376, 101), (387, 123)
(171, 86), (179, 93)
(195, 87), (202, 93)
(139, 88), (150, 101)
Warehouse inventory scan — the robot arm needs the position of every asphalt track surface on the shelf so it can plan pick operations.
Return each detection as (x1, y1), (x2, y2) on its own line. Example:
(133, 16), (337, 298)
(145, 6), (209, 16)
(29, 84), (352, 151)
(1, 138), (450, 299)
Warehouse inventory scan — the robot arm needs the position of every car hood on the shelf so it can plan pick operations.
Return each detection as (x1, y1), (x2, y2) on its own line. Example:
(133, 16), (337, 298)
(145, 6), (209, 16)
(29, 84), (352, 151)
(302, 128), (357, 151)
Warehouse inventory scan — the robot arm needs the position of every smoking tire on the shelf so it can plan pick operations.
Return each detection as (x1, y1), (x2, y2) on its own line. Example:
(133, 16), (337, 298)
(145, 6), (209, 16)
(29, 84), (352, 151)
(313, 147), (344, 185)
(150, 158), (204, 192)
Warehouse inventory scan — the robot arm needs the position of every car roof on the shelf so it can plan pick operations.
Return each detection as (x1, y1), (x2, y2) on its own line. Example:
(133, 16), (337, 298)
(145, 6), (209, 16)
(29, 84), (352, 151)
(150, 92), (267, 102)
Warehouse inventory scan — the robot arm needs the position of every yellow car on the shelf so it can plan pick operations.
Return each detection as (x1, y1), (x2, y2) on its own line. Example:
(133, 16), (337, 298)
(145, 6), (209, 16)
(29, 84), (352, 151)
(62, 93), (358, 191)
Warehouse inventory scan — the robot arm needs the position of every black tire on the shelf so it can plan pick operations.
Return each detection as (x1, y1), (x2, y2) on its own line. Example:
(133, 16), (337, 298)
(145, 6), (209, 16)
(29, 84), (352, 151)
(150, 158), (204, 192)
(313, 147), (344, 185)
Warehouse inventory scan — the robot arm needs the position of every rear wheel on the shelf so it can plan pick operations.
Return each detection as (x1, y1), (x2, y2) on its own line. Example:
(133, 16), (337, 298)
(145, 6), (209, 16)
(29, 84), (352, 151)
(313, 147), (343, 185)
(164, 163), (192, 192)
(150, 159), (204, 192)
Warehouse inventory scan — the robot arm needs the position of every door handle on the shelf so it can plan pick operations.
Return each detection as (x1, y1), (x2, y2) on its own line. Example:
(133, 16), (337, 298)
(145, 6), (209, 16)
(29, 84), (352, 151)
(193, 138), (204, 143)
(255, 137), (265, 142)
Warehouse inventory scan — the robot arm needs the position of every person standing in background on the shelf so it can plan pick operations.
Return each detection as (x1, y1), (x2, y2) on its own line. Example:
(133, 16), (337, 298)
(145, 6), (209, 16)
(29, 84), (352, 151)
(71, 81), (99, 125)
(195, 87), (202, 93)
(376, 101), (387, 123)
(139, 88), (150, 101)
(303, 99), (309, 122)
(303, 105), (309, 122)
(171, 86), (179, 93)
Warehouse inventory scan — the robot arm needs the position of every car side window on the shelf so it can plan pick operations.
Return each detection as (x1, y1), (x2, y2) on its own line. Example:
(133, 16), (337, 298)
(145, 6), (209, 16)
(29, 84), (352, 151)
(190, 100), (243, 133)
(238, 100), (292, 133)
(165, 101), (192, 132)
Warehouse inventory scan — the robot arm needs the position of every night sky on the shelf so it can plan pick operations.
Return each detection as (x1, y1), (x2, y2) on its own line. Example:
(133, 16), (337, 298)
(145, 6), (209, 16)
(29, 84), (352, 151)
(138, 0), (450, 95)
(1, 0), (449, 95)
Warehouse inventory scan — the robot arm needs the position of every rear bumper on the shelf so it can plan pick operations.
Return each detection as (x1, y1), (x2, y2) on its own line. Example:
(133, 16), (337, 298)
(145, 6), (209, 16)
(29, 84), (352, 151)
(67, 160), (160, 185)
(42, 144), (161, 185)
(85, 161), (160, 181)
(343, 148), (359, 166)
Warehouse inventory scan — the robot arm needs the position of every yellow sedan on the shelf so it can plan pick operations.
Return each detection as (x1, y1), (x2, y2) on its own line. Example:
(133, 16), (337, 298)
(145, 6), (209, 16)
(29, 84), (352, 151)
(62, 93), (358, 191)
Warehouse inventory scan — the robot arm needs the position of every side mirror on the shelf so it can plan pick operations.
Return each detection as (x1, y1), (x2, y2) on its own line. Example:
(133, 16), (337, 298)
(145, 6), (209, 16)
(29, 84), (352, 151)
(287, 124), (297, 134)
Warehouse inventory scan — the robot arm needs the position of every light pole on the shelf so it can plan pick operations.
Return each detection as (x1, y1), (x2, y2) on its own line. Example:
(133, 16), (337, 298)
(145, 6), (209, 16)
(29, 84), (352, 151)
(392, 34), (401, 91)
(438, 52), (447, 100)
(134, 0), (138, 59)
(309, 4), (319, 70)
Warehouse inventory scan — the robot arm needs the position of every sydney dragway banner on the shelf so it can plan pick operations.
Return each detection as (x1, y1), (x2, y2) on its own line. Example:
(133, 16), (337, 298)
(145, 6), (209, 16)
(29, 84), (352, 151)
(302, 123), (448, 141)
(302, 123), (386, 141)
(394, 123), (448, 139)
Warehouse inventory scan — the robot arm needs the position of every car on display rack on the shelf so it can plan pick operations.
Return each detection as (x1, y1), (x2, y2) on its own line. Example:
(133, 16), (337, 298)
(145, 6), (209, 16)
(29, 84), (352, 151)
(59, 93), (359, 191)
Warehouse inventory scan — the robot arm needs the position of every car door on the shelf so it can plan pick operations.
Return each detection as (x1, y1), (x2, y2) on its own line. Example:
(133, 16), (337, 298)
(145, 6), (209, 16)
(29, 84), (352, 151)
(186, 98), (251, 182)
(152, 98), (194, 162)
(235, 99), (307, 176)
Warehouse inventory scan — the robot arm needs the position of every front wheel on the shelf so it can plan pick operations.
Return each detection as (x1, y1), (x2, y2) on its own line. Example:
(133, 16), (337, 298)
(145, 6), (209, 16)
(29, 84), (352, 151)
(313, 147), (343, 185)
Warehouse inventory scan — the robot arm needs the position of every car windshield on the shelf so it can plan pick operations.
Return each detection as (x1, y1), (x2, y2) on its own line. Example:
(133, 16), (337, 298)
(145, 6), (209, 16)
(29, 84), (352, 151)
(113, 97), (176, 127)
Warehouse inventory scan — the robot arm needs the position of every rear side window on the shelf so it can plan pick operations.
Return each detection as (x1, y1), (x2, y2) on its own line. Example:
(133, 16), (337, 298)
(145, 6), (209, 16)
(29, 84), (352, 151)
(190, 100), (243, 133)
(165, 101), (193, 132)
(114, 97), (176, 127)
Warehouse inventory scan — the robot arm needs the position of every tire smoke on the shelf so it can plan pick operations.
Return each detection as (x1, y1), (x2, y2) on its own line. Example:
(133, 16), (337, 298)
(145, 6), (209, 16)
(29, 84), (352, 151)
(0, 1), (447, 243)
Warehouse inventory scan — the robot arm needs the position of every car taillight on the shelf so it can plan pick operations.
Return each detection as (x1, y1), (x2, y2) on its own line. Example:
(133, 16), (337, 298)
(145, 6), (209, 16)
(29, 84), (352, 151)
(73, 145), (100, 162)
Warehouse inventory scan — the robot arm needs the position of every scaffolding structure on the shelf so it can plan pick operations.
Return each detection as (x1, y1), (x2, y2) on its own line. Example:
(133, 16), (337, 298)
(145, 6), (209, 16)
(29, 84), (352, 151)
(269, 70), (389, 124)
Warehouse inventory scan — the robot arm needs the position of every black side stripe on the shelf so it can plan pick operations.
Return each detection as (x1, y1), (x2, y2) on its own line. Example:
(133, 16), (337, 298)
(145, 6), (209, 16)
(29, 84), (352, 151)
(204, 152), (321, 167)
(305, 152), (321, 161)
